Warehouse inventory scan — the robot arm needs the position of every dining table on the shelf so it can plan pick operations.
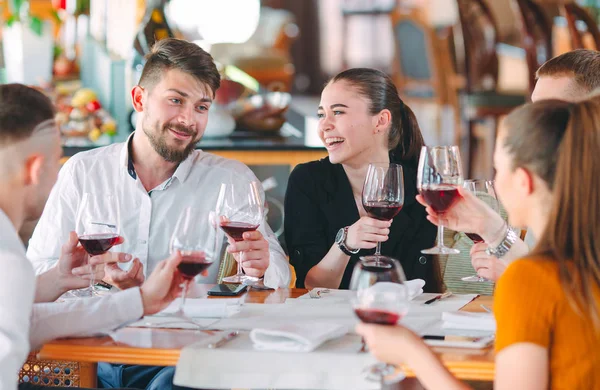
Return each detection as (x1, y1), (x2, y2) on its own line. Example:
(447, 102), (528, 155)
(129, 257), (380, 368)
(34, 286), (495, 388)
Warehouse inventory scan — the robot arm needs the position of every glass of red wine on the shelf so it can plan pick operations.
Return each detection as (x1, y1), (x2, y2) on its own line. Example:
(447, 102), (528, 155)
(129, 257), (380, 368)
(417, 146), (463, 254)
(361, 163), (404, 263)
(461, 180), (500, 282)
(349, 257), (408, 384)
(170, 206), (217, 315)
(75, 193), (122, 296)
(216, 181), (264, 285)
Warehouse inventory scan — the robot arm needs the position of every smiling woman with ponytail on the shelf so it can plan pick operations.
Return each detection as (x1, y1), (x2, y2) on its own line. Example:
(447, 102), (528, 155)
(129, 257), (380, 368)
(356, 96), (600, 390)
(284, 68), (441, 291)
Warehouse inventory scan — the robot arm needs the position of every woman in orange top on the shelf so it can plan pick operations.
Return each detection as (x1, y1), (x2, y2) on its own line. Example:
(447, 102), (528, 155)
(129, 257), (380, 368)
(357, 97), (600, 389)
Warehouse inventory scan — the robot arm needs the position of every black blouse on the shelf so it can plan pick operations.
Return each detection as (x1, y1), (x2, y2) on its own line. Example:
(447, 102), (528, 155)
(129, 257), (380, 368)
(284, 157), (441, 292)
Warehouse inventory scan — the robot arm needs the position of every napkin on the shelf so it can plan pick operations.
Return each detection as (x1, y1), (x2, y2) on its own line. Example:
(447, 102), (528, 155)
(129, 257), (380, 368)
(249, 322), (348, 352)
(442, 311), (496, 332)
(358, 279), (425, 301)
(159, 298), (241, 318)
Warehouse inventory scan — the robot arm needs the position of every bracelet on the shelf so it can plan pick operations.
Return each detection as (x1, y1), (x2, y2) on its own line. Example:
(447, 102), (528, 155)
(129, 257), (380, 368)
(486, 225), (518, 258)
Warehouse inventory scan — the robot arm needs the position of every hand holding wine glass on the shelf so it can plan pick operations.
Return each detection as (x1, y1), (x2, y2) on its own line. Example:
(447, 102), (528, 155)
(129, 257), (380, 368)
(417, 146), (463, 254)
(360, 163), (404, 263)
(75, 193), (123, 296)
(217, 181), (265, 284)
(349, 256), (408, 384)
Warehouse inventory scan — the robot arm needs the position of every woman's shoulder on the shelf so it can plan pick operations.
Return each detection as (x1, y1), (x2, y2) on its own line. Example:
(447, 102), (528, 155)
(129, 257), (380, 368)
(497, 255), (561, 295)
(289, 157), (335, 183)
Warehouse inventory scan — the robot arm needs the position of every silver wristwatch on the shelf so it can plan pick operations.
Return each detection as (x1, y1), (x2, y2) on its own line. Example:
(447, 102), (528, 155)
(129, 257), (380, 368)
(335, 226), (360, 255)
(486, 225), (518, 258)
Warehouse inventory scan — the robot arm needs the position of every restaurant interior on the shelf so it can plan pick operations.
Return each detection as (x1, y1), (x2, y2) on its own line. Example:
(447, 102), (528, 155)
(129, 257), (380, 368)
(2, 0), (600, 389)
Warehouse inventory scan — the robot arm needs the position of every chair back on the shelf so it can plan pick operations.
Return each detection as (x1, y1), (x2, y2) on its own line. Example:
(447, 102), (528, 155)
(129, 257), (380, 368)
(511, 0), (553, 94)
(562, 2), (600, 50)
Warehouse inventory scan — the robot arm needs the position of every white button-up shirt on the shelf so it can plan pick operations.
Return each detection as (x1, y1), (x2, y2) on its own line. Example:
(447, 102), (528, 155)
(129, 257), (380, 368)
(0, 209), (144, 390)
(27, 137), (290, 288)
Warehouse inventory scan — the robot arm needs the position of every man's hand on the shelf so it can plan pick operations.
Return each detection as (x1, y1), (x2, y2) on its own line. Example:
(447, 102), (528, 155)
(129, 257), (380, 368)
(140, 251), (186, 315)
(99, 259), (145, 290)
(226, 230), (270, 278)
(470, 242), (508, 281)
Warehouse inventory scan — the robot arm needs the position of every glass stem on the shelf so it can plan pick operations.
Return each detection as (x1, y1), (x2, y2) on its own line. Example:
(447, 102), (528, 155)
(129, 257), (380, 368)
(179, 282), (188, 314)
(437, 224), (445, 248)
(237, 251), (244, 276)
(89, 256), (96, 290)
(375, 242), (382, 256)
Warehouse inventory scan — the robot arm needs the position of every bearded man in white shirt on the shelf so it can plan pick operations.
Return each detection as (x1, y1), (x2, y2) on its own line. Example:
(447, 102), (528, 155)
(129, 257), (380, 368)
(0, 83), (190, 390)
(27, 38), (290, 389)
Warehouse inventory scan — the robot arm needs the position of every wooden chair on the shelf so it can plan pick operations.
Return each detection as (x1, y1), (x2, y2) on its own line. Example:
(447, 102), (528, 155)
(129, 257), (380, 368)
(510, 0), (554, 94)
(561, 2), (600, 50)
(390, 7), (462, 146)
(456, 0), (527, 177)
(19, 354), (97, 387)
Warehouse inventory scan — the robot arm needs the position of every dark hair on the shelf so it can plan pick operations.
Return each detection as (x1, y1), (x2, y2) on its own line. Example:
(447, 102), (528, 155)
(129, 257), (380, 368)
(503, 97), (600, 328)
(536, 49), (600, 92)
(330, 68), (425, 168)
(0, 84), (55, 145)
(139, 38), (221, 97)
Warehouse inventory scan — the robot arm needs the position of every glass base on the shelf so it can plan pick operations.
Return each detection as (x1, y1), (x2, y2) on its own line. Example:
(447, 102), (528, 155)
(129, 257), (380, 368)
(364, 363), (405, 384)
(421, 246), (460, 255)
(461, 275), (490, 282)
(222, 274), (259, 284)
(69, 286), (103, 297)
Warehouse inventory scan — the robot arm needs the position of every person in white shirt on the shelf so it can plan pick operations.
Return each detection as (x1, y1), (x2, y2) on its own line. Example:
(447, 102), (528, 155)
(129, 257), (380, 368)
(0, 84), (189, 390)
(27, 38), (290, 389)
(417, 49), (600, 281)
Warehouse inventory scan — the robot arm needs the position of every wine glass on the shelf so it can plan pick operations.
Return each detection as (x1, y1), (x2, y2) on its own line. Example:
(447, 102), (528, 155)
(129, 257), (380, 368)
(216, 181), (264, 285)
(417, 146), (463, 254)
(361, 163), (404, 263)
(170, 206), (217, 316)
(75, 193), (121, 296)
(350, 257), (408, 384)
(461, 180), (500, 282)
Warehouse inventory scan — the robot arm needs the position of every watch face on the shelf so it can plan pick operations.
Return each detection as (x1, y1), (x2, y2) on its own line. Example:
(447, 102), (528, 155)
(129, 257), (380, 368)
(335, 228), (345, 244)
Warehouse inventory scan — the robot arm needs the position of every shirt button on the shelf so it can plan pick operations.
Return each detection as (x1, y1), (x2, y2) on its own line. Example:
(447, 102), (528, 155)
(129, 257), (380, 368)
(140, 240), (147, 244)
(418, 256), (427, 265)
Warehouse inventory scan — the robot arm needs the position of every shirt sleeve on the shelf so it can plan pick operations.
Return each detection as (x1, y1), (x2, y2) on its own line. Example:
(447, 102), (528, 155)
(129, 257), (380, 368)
(26, 158), (81, 274)
(29, 287), (144, 350)
(494, 258), (557, 353)
(0, 252), (35, 390)
(284, 165), (330, 289)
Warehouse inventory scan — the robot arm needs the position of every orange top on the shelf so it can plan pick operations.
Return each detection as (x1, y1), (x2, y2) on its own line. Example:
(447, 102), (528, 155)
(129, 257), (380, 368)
(495, 256), (600, 389)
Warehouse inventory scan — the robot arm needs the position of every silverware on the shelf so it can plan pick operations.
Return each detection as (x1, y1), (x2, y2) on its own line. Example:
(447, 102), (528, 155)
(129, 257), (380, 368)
(480, 304), (493, 313)
(207, 331), (239, 349)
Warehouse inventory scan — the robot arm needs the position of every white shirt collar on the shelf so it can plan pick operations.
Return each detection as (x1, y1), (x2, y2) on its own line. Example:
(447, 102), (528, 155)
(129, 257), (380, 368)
(0, 208), (26, 257)
(120, 131), (195, 185)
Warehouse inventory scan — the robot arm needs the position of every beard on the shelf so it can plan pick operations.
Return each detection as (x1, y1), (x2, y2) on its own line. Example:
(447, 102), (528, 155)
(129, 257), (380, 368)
(142, 117), (200, 163)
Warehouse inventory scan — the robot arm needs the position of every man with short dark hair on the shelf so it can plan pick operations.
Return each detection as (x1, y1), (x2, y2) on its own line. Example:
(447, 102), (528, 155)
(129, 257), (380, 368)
(532, 49), (600, 102)
(27, 38), (290, 389)
(0, 83), (186, 390)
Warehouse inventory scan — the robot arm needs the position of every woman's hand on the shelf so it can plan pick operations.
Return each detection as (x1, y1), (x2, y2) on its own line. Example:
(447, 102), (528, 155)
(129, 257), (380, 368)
(355, 322), (423, 365)
(416, 186), (505, 242)
(345, 217), (391, 250)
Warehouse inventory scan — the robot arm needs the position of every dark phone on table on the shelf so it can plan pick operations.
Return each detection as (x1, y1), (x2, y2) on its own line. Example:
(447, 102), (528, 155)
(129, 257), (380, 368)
(207, 283), (248, 296)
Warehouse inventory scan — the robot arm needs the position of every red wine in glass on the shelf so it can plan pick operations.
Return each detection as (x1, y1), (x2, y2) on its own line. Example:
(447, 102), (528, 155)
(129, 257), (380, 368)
(420, 186), (460, 214)
(465, 233), (484, 243)
(219, 221), (259, 242)
(363, 201), (403, 221)
(354, 308), (402, 325)
(177, 252), (212, 280)
(79, 233), (121, 256)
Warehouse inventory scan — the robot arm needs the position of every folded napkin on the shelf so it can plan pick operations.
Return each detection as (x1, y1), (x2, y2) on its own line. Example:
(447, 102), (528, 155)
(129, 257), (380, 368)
(302, 279), (425, 301)
(159, 298), (241, 318)
(250, 322), (348, 352)
(442, 311), (496, 332)
(358, 279), (425, 301)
